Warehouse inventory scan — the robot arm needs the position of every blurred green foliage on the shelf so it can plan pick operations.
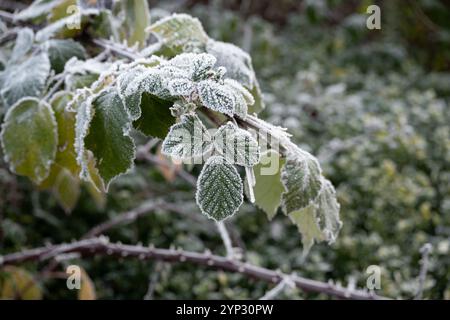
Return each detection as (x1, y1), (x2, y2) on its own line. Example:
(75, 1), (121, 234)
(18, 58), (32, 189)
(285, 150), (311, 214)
(1, 0), (449, 299)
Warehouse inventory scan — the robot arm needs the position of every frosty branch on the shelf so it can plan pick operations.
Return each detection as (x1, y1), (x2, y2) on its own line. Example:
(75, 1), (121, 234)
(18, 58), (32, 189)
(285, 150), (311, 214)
(0, 237), (388, 300)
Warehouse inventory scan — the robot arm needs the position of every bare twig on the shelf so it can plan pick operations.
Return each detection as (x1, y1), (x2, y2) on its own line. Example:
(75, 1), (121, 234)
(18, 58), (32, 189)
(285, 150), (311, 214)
(0, 237), (389, 300)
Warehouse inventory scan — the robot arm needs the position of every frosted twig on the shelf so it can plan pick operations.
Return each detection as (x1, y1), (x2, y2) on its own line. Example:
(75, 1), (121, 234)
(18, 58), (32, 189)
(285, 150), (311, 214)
(2, 238), (389, 300)
(216, 221), (235, 259)
(415, 243), (433, 300)
(259, 275), (295, 300)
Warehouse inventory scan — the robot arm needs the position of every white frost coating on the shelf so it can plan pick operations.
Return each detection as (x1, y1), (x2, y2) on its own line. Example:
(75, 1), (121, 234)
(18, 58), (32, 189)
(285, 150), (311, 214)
(167, 53), (217, 80)
(74, 94), (95, 183)
(195, 155), (243, 221)
(10, 28), (34, 62)
(64, 57), (111, 75)
(197, 80), (236, 116)
(167, 78), (196, 96)
(0, 52), (50, 107)
(161, 113), (212, 160)
(224, 78), (255, 106)
(213, 122), (260, 167)
(206, 40), (255, 89)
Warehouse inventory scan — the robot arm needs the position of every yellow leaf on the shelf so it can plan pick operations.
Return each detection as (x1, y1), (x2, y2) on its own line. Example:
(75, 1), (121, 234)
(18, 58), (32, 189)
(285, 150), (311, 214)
(0, 266), (42, 300)
(78, 269), (96, 300)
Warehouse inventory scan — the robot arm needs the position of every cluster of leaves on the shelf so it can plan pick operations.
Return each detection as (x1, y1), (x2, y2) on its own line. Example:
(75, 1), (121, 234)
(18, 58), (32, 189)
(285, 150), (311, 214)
(0, 0), (342, 264)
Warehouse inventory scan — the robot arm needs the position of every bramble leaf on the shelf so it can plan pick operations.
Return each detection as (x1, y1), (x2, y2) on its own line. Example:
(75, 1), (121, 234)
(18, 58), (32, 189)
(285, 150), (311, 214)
(122, 0), (150, 48)
(289, 179), (342, 254)
(133, 93), (175, 139)
(80, 90), (136, 190)
(1, 98), (57, 184)
(44, 39), (86, 73)
(197, 80), (235, 116)
(0, 52), (50, 108)
(147, 13), (209, 57)
(10, 28), (34, 62)
(162, 113), (212, 160)
(281, 151), (323, 214)
(214, 122), (260, 167)
(252, 150), (286, 219)
(196, 155), (243, 221)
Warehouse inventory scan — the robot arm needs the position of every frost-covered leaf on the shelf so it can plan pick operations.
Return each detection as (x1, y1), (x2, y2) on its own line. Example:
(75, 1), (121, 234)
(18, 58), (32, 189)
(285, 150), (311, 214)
(224, 79), (254, 106)
(214, 122), (260, 167)
(167, 78), (196, 96)
(10, 28), (34, 62)
(162, 113), (212, 160)
(197, 80), (235, 116)
(15, 0), (63, 21)
(289, 179), (342, 254)
(0, 52), (50, 108)
(206, 40), (253, 88)
(196, 155), (243, 221)
(147, 13), (209, 56)
(0, 266), (42, 300)
(44, 39), (86, 73)
(118, 67), (169, 120)
(252, 150), (286, 219)
(168, 53), (216, 80)
(122, 0), (150, 48)
(35, 12), (87, 42)
(206, 40), (265, 114)
(133, 93), (175, 139)
(79, 90), (136, 191)
(281, 151), (323, 214)
(0, 98), (57, 184)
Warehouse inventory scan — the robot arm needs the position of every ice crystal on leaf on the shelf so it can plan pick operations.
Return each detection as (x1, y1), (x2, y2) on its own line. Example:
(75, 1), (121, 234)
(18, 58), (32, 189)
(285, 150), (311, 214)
(214, 122), (260, 167)
(197, 79), (235, 116)
(281, 151), (323, 214)
(162, 113), (212, 160)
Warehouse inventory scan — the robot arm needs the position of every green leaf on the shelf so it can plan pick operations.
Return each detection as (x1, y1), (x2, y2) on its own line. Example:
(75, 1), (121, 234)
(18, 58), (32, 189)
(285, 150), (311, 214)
(79, 90), (136, 191)
(147, 13), (209, 57)
(1, 98), (57, 184)
(10, 28), (34, 62)
(281, 151), (323, 214)
(0, 52), (50, 108)
(252, 150), (286, 220)
(39, 91), (79, 189)
(196, 155), (243, 221)
(197, 80), (235, 116)
(289, 179), (342, 254)
(45, 39), (86, 73)
(162, 113), (212, 160)
(53, 167), (80, 213)
(133, 93), (175, 138)
(213, 122), (260, 167)
(122, 0), (150, 48)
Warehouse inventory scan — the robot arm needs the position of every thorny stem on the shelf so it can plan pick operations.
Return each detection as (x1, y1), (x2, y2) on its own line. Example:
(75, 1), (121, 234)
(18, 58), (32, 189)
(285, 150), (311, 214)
(0, 237), (389, 300)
